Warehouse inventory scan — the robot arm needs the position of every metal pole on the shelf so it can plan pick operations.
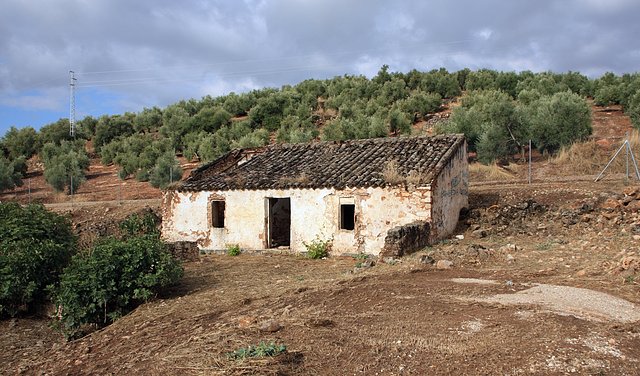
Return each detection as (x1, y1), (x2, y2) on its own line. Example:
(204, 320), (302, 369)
(626, 137), (630, 179)
(69, 71), (77, 138)
(627, 141), (640, 180)
(595, 141), (628, 182)
(28, 179), (31, 203)
(170, 166), (173, 185)
(528, 139), (532, 184)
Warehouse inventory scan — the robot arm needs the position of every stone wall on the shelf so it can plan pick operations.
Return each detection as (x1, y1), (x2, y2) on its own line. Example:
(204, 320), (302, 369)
(166, 241), (200, 262)
(379, 221), (431, 258)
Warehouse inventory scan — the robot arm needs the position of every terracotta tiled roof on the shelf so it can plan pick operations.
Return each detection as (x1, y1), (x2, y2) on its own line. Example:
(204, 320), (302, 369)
(177, 134), (465, 191)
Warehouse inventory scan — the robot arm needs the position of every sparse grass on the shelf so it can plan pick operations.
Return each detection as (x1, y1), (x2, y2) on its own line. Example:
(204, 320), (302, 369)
(406, 170), (427, 187)
(382, 160), (403, 185)
(278, 172), (310, 186)
(382, 161), (428, 187)
(468, 162), (519, 181)
(535, 240), (556, 251)
(227, 341), (287, 360)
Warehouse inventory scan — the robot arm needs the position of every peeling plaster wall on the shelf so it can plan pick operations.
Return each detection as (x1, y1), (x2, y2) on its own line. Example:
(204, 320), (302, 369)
(162, 186), (434, 256)
(430, 141), (469, 240)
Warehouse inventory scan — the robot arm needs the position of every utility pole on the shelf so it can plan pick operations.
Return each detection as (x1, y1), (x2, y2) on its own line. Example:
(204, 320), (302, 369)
(69, 71), (77, 138)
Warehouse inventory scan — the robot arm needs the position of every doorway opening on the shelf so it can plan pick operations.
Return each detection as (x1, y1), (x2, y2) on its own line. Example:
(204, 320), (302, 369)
(267, 198), (291, 247)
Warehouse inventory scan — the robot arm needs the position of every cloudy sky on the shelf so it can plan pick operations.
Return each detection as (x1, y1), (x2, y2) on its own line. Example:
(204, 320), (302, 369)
(1, 0), (639, 134)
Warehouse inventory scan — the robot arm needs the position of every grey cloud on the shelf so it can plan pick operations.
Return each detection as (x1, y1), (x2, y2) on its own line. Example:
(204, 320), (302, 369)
(1, 0), (639, 125)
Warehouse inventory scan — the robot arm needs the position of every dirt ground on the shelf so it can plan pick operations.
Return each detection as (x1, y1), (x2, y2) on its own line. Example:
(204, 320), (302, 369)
(1, 103), (640, 375)
(2, 179), (639, 375)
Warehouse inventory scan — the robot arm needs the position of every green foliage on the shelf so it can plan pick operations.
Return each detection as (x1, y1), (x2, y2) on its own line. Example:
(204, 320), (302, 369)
(133, 107), (163, 133)
(401, 91), (442, 119)
(526, 91), (592, 154)
(77, 116), (98, 139)
(226, 244), (241, 256)
(322, 115), (388, 141)
(464, 69), (499, 91)
(303, 237), (332, 259)
(1, 126), (39, 160)
(119, 211), (160, 238)
(0, 203), (75, 316)
(627, 92), (640, 129)
(38, 119), (74, 146)
(41, 141), (90, 194)
(232, 129), (270, 149)
(149, 152), (182, 189)
(594, 84), (623, 106)
(276, 115), (318, 144)
(227, 342), (287, 360)
(387, 108), (412, 135)
(415, 68), (461, 98)
(443, 90), (527, 163)
(0, 157), (24, 192)
(53, 235), (183, 338)
(94, 115), (134, 151)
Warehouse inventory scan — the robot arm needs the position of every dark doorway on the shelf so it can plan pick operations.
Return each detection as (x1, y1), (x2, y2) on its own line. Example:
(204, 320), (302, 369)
(268, 198), (291, 247)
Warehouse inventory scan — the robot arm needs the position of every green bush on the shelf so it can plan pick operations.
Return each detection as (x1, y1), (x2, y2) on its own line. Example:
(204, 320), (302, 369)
(0, 157), (24, 192)
(149, 152), (183, 189)
(626, 92), (640, 129)
(119, 211), (160, 238)
(303, 237), (332, 259)
(1, 126), (39, 160)
(527, 91), (592, 154)
(54, 235), (183, 338)
(0, 203), (75, 316)
(41, 140), (90, 194)
(226, 244), (241, 256)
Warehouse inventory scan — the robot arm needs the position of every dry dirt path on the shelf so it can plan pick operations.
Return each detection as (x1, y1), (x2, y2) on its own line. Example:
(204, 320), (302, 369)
(3, 254), (638, 376)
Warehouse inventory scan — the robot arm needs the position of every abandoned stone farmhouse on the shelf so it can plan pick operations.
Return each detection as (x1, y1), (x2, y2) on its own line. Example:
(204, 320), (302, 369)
(161, 134), (468, 256)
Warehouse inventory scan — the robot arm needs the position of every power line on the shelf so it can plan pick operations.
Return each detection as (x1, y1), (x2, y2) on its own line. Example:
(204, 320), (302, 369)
(74, 39), (474, 76)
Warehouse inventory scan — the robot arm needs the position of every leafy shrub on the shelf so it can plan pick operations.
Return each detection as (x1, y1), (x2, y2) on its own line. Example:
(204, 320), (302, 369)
(527, 91), (592, 154)
(54, 235), (183, 338)
(228, 341), (287, 360)
(226, 244), (241, 256)
(0, 203), (75, 316)
(0, 157), (24, 192)
(1, 126), (39, 159)
(41, 140), (90, 194)
(442, 90), (528, 163)
(149, 152), (183, 189)
(303, 237), (332, 259)
(627, 92), (640, 129)
(119, 211), (160, 238)
(38, 118), (74, 146)
(401, 91), (442, 119)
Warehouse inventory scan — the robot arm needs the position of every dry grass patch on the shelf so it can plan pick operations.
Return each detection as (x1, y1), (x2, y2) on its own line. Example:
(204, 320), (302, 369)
(382, 160), (403, 185)
(468, 163), (519, 181)
(551, 131), (640, 176)
(278, 172), (310, 186)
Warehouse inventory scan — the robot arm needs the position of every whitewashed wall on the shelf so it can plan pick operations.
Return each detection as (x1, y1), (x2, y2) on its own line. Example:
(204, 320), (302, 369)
(161, 186), (433, 256)
(430, 141), (469, 240)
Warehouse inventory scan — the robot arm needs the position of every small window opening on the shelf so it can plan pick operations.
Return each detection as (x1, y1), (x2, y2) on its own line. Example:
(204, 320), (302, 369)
(212, 201), (225, 228)
(340, 204), (355, 230)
